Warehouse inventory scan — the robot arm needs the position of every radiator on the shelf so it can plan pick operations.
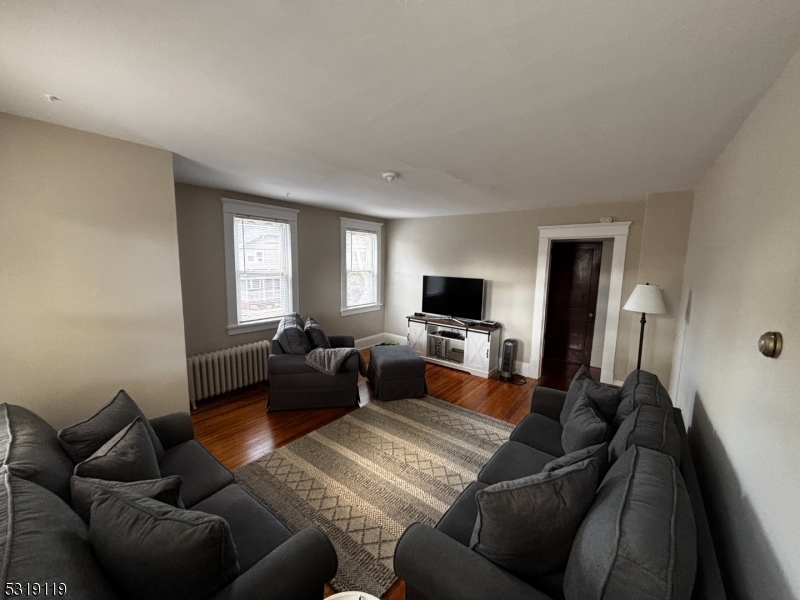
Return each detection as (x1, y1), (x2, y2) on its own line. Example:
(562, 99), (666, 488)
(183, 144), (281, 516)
(186, 340), (270, 409)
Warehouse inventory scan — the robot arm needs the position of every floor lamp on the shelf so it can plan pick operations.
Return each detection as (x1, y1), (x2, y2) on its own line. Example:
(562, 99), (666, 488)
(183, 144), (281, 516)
(623, 283), (666, 370)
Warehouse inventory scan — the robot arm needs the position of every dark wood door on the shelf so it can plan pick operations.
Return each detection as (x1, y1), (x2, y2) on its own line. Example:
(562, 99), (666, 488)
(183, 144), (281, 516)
(543, 242), (603, 367)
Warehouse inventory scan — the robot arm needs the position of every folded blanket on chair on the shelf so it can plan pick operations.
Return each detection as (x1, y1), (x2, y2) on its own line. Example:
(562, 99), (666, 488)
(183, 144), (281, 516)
(305, 347), (367, 376)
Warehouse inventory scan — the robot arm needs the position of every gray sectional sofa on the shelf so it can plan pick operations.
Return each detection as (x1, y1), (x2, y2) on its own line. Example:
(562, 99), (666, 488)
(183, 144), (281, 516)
(395, 370), (727, 600)
(0, 402), (337, 600)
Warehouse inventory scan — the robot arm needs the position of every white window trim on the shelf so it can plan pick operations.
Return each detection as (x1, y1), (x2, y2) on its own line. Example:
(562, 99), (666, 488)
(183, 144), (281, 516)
(222, 198), (300, 335)
(340, 217), (383, 316)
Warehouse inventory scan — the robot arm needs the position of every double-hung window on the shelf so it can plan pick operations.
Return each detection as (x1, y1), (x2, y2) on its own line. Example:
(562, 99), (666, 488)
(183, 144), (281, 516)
(340, 218), (382, 316)
(222, 198), (299, 334)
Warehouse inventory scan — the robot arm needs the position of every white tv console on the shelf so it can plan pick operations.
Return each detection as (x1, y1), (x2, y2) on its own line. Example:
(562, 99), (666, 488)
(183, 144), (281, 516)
(406, 315), (502, 379)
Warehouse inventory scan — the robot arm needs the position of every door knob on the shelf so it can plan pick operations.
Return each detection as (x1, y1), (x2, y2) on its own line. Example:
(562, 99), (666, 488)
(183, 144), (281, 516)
(588, 312), (594, 321)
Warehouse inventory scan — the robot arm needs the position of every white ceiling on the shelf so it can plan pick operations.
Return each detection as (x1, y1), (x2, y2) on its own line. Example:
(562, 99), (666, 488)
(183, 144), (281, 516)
(2, 1), (799, 219)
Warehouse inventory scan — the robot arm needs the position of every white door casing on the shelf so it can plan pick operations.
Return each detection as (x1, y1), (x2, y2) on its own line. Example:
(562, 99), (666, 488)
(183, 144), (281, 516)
(529, 222), (631, 384)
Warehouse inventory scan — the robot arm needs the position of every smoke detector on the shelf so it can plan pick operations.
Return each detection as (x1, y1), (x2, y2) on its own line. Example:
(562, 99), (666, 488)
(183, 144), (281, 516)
(382, 171), (399, 182)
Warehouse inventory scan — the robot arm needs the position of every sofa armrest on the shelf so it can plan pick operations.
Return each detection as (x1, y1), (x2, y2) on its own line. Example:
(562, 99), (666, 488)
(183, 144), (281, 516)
(149, 412), (194, 450)
(328, 335), (355, 349)
(530, 386), (567, 420)
(213, 527), (337, 600)
(395, 523), (554, 600)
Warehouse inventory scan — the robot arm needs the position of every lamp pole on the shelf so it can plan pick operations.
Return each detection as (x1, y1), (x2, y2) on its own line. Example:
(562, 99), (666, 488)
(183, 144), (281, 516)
(637, 312), (646, 370)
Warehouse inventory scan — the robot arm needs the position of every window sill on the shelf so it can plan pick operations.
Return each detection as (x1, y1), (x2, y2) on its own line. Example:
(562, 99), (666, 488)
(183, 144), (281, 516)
(340, 303), (383, 317)
(227, 320), (281, 335)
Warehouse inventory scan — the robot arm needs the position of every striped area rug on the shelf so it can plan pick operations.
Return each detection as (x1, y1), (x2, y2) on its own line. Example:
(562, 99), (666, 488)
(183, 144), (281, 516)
(234, 396), (514, 597)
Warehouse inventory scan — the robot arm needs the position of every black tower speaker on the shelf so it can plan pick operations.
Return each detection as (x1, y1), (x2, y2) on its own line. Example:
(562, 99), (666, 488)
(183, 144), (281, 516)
(500, 339), (517, 381)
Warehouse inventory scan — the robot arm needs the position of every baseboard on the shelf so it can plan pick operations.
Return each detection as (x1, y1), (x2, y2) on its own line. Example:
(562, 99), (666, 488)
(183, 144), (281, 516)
(384, 333), (407, 345)
(513, 361), (531, 377)
(613, 379), (625, 387)
(354, 333), (387, 350)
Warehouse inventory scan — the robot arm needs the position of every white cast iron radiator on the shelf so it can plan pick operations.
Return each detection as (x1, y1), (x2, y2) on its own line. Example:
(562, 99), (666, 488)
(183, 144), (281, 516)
(186, 340), (270, 409)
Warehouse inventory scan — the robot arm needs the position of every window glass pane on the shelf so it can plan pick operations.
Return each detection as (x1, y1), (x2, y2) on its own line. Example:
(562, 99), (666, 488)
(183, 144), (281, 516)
(233, 216), (292, 323)
(345, 229), (377, 307)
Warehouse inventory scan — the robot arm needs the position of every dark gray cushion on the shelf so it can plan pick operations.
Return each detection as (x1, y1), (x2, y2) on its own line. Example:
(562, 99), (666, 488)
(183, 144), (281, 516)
(561, 390), (612, 454)
(477, 441), (556, 486)
(0, 469), (120, 599)
(89, 487), (240, 600)
(275, 313), (312, 355)
(74, 417), (160, 482)
(369, 345), (427, 378)
(158, 440), (235, 506)
(613, 369), (673, 427)
(192, 484), (293, 571)
(543, 442), (609, 479)
(435, 481), (489, 546)
(304, 316), (331, 350)
(0, 403), (75, 503)
(609, 405), (682, 467)
(70, 474), (184, 523)
(58, 390), (165, 463)
(560, 368), (620, 426)
(564, 446), (697, 600)
(509, 412), (565, 457)
(470, 456), (602, 579)
(559, 366), (594, 426)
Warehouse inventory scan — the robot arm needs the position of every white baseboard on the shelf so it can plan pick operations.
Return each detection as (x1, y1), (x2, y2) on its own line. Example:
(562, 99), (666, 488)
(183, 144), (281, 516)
(613, 379), (625, 387)
(513, 361), (531, 377)
(384, 333), (407, 345)
(354, 333), (387, 350)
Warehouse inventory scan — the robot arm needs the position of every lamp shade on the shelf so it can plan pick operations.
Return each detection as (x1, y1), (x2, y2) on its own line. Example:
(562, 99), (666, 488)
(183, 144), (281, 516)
(623, 284), (666, 315)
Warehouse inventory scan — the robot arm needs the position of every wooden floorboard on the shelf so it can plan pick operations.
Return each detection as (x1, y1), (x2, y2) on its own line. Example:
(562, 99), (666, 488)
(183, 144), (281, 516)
(192, 349), (540, 600)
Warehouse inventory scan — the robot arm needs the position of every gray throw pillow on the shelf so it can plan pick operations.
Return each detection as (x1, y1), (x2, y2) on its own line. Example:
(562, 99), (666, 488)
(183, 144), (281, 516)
(0, 403), (75, 503)
(470, 456), (602, 579)
(543, 442), (609, 478)
(74, 418), (160, 482)
(0, 469), (120, 599)
(304, 316), (332, 349)
(560, 366), (594, 426)
(565, 446), (697, 600)
(609, 405), (682, 466)
(613, 369), (673, 427)
(560, 367), (620, 426)
(70, 475), (184, 523)
(58, 390), (165, 463)
(561, 390), (612, 454)
(90, 487), (240, 600)
(276, 313), (312, 355)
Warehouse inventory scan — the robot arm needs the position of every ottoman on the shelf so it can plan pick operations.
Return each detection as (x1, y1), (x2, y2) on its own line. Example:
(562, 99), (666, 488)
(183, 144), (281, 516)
(368, 345), (427, 401)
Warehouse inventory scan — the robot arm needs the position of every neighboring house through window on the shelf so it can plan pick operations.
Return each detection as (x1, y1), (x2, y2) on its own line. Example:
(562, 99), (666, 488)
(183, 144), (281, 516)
(340, 217), (382, 316)
(222, 198), (299, 334)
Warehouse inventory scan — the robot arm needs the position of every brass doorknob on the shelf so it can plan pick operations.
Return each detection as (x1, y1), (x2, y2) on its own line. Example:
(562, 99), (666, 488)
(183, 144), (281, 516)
(758, 332), (783, 358)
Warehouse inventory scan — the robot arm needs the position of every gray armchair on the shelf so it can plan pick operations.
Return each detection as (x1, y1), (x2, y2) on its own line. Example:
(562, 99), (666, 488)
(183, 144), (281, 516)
(267, 335), (361, 411)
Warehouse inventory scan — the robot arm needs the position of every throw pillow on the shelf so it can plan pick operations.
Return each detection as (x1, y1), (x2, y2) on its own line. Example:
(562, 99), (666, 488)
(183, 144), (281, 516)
(559, 365), (594, 426)
(70, 474), (184, 523)
(90, 487), (240, 600)
(564, 446), (697, 600)
(0, 403), (75, 503)
(304, 316), (332, 349)
(470, 456), (602, 579)
(0, 469), (120, 599)
(560, 367), (620, 426)
(74, 418), (160, 482)
(543, 442), (609, 478)
(561, 389), (612, 454)
(609, 404), (682, 466)
(276, 313), (312, 355)
(58, 390), (165, 463)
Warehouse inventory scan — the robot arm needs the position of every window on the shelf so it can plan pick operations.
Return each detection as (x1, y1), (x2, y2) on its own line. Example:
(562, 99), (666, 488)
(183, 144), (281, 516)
(222, 198), (299, 334)
(340, 218), (382, 316)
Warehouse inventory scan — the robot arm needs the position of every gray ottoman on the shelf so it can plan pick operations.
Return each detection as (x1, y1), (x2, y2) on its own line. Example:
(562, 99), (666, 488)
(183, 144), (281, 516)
(368, 345), (427, 401)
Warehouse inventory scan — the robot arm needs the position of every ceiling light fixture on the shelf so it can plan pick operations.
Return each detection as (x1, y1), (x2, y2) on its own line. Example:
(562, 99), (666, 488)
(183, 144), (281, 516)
(382, 171), (399, 182)
(43, 94), (60, 102)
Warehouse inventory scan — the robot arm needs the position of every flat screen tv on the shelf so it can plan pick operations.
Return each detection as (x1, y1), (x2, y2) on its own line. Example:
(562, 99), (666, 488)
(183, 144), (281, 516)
(422, 276), (485, 321)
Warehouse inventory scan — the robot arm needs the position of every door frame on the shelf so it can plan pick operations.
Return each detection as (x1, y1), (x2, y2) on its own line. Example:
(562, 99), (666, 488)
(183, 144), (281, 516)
(530, 222), (631, 384)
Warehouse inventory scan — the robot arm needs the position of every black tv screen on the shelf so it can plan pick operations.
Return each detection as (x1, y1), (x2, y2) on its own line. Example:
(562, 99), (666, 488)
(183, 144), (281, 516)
(422, 276), (485, 321)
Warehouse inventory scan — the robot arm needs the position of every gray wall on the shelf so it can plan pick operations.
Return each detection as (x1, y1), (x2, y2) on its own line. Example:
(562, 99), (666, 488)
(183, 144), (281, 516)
(0, 114), (189, 427)
(670, 48), (800, 600)
(175, 183), (385, 356)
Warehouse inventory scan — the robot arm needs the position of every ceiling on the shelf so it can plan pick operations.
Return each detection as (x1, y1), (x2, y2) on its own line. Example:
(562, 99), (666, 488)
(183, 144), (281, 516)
(2, 1), (799, 219)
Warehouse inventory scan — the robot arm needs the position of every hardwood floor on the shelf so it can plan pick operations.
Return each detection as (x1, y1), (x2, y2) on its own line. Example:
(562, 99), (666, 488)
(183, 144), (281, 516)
(192, 350), (539, 600)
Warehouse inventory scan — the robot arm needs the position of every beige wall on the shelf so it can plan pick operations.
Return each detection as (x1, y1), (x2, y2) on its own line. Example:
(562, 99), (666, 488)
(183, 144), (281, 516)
(0, 114), (189, 428)
(670, 49), (800, 600)
(175, 183), (385, 356)
(385, 200), (650, 381)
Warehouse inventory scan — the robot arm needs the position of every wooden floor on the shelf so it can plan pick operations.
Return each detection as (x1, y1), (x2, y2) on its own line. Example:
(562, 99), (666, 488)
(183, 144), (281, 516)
(192, 350), (539, 600)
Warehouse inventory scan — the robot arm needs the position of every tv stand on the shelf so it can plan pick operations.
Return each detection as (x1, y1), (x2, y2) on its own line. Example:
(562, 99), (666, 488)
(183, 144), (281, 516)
(406, 315), (502, 378)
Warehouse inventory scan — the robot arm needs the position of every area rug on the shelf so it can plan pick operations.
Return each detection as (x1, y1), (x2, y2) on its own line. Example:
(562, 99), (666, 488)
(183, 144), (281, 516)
(234, 396), (514, 597)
